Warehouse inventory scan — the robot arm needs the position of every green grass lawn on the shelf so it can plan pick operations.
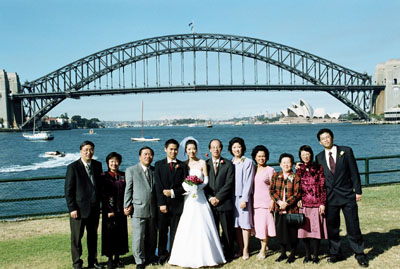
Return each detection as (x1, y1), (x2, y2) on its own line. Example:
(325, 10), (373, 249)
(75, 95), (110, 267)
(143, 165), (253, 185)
(1, 183), (399, 269)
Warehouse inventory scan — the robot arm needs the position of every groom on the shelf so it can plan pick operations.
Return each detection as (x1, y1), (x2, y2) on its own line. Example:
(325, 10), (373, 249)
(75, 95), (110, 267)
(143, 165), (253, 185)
(154, 139), (188, 265)
(205, 139), (235, 261)
(316, 128), (368, 267)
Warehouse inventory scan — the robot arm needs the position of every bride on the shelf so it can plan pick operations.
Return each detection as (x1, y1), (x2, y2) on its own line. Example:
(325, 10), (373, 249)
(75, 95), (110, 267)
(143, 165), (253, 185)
(168, 138), (226, 268)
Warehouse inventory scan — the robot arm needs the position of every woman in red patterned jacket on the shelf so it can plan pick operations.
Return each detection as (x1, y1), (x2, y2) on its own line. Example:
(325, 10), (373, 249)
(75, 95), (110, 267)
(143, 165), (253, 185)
(270, 153), (301, 264)
(296, 145), (328, 264)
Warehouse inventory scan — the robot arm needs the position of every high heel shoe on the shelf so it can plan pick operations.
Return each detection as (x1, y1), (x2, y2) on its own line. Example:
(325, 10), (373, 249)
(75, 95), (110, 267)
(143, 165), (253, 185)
(275, 254), (288, 262)
(256, 253), (266, 260)
(242, 252), (250, 260)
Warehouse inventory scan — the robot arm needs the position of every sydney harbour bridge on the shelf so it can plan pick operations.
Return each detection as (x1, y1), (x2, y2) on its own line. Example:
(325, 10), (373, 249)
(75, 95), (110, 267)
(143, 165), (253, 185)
(6, 33), (385, 128)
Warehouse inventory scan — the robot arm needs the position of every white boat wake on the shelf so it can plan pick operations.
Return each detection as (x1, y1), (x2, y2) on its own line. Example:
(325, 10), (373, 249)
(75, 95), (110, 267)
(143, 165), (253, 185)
(0, 153), (84, 173)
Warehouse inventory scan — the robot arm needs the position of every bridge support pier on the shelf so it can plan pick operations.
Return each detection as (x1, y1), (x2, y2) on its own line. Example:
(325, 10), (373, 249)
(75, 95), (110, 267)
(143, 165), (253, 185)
(0, 70), (22, 129)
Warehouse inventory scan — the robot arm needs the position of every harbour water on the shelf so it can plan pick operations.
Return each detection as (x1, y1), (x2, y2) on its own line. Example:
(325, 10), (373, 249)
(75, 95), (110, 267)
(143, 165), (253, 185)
(0, 124), (399, 218)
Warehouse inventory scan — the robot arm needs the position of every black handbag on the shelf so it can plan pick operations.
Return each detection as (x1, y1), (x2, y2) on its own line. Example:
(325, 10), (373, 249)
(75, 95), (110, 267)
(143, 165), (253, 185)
(285, 213), (306, 226)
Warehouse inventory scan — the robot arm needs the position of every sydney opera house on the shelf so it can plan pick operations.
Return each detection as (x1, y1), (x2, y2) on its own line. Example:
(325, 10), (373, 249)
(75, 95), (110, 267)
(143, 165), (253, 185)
(280, 99), (340, 119)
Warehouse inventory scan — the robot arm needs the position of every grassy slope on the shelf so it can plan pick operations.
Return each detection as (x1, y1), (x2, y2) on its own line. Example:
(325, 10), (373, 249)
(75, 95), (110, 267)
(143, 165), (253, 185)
(0, 183), (399, 269)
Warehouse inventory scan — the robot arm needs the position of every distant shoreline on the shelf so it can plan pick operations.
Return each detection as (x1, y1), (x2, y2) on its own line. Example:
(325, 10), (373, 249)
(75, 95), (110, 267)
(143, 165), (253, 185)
(1, 119), (398, 132)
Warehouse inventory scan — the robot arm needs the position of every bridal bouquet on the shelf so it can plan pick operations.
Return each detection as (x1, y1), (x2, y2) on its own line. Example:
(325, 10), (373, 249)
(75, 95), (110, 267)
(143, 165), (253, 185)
(183, 175), (203, 198)
(184, 175), (203, 186)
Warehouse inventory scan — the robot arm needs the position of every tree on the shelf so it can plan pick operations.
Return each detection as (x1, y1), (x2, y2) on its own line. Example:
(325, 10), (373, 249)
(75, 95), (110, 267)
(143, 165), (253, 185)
(60, 113), (69, 119)
(70, 115), (101, 128)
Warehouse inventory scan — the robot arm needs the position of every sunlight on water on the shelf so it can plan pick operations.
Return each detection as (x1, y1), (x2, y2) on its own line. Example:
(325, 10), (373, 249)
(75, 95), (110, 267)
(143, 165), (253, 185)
(0, 153), (82, 173)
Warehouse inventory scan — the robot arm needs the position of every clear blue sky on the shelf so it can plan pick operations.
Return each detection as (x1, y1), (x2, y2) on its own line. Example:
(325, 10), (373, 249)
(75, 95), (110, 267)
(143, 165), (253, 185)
(1, 0), (399, 121)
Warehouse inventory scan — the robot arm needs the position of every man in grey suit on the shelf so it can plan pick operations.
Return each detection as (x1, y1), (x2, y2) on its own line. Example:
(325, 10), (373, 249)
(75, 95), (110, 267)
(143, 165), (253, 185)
(124, 147), (157, 269)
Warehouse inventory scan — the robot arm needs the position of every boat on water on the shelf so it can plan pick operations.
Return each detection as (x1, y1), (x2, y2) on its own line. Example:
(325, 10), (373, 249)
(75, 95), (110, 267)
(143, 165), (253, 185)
(44, 151), (65, 157)
(131, 136), (160, 142)
(131, 101), (160, 142)
(234, 121), (245, 126)
(22, 117), (54, 141)
(207, 121), (213, 128)
(23, 131), (54, 141)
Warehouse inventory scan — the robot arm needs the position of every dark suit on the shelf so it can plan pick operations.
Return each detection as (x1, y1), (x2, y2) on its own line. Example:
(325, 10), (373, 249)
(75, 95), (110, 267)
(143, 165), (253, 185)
(316, 145), (365, 256)
(154, 158), (188, 260)
(65, 159), (103, 268)
(204, 157), (235, 260)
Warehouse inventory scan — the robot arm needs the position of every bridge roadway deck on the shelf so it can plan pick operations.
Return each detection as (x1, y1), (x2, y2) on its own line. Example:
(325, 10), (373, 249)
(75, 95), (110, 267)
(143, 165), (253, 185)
(12, 84), (384, 99)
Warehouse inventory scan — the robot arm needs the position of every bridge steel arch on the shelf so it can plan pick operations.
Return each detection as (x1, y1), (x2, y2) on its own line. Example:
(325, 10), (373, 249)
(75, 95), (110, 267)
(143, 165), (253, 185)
(16, 33), (380, 128)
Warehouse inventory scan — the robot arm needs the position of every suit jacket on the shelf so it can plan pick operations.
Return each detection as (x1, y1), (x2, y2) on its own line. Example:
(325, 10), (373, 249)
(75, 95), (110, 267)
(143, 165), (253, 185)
(269, 170), (300, 214)
(154, 158), (188, 214)
(65, 159), (103, 219)
(316, 145), (362, 206)
(204, 157), (235, 212)
(124, 163), (156, 218)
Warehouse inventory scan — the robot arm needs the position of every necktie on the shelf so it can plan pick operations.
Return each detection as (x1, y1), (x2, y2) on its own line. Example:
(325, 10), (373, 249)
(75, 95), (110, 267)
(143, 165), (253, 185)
(145, 168), (150, 182)
(87, 164), (95, 185)
(214, 161), (219, 173)
(169, 162), (174, 172)
(329, 152), (336, 175)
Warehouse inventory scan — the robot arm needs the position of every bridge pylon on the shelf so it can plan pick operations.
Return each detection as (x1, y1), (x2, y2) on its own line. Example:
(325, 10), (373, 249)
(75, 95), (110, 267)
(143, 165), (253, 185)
(0, 70), (23, 129)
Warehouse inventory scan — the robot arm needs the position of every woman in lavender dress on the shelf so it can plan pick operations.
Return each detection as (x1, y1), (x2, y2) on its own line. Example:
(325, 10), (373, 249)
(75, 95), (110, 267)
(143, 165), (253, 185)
(251, 145), (276, 260)
(296, 145), (328, 264)
(101, 152), (129, 269)
(229, 137), (255, 260)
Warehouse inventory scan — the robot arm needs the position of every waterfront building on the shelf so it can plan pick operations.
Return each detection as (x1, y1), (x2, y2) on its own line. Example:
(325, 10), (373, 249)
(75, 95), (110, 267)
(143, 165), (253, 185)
(374, 59), (400, 121)
(280, 99), (340, 119)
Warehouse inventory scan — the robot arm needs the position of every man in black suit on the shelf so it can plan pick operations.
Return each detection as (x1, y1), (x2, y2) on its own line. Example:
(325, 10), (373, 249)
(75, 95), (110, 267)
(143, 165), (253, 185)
(65, 141), (103, 269)
(154, 139), (188, 265)
(204, 139), (235, 261)
(315, 128), (368, 267)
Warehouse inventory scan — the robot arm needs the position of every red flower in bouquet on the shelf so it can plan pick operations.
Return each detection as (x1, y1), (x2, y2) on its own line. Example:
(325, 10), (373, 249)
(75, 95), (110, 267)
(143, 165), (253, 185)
(184, 175), (203, 186)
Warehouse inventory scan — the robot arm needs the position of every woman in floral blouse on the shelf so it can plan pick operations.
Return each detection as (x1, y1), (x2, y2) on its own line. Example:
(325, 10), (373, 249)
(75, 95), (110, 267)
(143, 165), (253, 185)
(296, 145), (328, 264)
(270, 153), (301, 264)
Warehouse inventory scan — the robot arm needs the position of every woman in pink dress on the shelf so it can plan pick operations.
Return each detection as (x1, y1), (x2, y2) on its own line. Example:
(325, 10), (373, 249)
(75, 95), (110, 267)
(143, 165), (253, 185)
(296, 145), (328, 264)
(251, 145), (276, 260)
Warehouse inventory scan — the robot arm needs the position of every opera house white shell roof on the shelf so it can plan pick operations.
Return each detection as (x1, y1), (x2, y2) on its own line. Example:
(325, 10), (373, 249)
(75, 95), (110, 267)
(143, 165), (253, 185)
(280, 99), (339, 119)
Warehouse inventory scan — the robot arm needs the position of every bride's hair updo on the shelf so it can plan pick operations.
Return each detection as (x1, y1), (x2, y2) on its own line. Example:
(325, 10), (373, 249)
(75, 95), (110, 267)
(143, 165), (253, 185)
(185, 139), (198, 151)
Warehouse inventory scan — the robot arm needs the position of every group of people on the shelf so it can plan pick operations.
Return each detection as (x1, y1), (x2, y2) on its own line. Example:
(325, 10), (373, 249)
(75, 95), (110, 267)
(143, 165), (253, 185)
(64, 128), (368, 269)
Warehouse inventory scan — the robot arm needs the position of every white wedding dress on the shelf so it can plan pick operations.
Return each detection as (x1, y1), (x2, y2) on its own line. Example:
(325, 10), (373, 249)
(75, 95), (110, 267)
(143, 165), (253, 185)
(168, 160), (226, 268)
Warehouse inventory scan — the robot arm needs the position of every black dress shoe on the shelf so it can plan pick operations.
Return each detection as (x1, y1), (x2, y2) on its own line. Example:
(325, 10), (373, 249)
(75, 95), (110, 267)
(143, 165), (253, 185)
(145, 255), (159, 265)
(136, 264), (146, 269)
(275, 254), (288, 262)
(88, 263), (103, 269)
(106, 259), (114, 269)
(286, 255), (296, 263)
(327, 254), (342, 263)
(303, 256), (311, 263)
(114, 260), (124, 268)
(158, 256), (168, 265)
(312, 256), (320, 264)
(356, 255), (369, 267)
